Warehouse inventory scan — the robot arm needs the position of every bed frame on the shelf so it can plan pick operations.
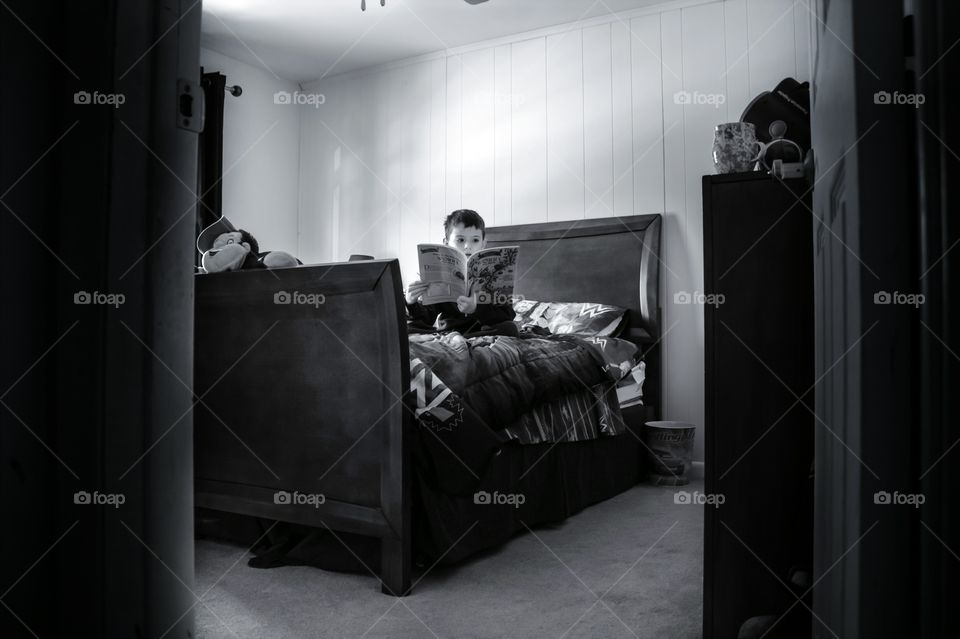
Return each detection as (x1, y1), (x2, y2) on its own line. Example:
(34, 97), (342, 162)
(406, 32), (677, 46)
(193, 214), (662, 596)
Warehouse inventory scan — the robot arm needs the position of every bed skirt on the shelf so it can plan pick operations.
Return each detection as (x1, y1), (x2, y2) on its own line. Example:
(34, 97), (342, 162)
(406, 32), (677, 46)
(414, 423), (648, 564)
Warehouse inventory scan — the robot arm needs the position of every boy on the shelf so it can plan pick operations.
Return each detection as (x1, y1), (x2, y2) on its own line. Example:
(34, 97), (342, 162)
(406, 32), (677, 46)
(405, 209), (519, 337)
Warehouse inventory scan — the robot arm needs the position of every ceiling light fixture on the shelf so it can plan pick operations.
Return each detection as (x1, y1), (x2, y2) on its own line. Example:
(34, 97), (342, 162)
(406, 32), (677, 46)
(363, 0), (484, 9)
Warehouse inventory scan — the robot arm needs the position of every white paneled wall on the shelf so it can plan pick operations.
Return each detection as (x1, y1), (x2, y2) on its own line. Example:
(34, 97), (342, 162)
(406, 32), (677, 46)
(510, 39), (548, 225)
(546, 30), (584, 222)
(297, 0), (812, 462)
(582, 24), (613, 218)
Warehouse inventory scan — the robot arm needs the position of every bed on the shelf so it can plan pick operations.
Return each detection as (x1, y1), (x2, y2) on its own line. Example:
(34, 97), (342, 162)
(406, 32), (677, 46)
(193, 214), (662, 595)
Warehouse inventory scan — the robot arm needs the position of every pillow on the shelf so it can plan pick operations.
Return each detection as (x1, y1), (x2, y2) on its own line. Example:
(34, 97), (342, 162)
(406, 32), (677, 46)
(514, 300), (627, 337)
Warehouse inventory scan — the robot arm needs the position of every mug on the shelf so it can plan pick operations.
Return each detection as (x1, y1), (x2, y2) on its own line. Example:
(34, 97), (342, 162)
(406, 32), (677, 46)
(712, 122), (759, 173)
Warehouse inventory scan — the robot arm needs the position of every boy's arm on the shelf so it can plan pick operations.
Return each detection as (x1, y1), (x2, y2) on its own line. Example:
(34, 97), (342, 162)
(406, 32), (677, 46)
(406, 299), (436, 325)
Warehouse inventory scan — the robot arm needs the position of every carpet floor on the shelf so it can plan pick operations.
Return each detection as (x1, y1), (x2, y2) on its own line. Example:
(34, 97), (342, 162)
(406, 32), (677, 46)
(195, 478), (704, 639)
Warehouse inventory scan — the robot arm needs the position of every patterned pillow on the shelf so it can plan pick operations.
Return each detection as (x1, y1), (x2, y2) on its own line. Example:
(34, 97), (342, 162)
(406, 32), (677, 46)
(514, 300), (627, 337)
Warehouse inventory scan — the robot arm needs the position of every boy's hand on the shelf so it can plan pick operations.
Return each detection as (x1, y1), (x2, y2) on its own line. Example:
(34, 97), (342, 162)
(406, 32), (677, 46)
(405, 280), (429, 305)
(456, 285), (478, 315)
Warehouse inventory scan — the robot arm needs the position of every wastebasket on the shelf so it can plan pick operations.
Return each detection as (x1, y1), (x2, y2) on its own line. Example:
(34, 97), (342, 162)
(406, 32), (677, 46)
(642, 421), (696, 486)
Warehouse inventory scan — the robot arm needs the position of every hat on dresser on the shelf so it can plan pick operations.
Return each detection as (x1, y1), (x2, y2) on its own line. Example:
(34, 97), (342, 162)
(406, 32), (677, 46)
(196, 216), (238, 254)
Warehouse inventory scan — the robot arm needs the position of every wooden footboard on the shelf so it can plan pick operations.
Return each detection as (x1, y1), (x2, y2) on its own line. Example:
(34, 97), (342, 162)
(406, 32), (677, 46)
(194, 259), (412, 595)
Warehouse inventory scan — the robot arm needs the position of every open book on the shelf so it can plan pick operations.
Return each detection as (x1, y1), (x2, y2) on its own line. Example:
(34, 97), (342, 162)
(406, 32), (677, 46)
(417, 244), (519, 306)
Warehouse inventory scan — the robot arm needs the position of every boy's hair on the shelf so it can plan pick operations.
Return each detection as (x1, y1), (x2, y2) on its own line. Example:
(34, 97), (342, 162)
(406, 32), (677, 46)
(238, 229), (259, 255)
(443, 209), (486, 240)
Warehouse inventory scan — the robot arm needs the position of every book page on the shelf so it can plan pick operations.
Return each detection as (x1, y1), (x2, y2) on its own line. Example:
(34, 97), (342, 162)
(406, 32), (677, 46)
(467, 246), (519, 306)
(417, 244), (468, 305)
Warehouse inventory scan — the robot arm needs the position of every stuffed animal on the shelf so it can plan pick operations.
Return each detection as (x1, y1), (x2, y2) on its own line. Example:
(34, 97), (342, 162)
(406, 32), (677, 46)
(196, 216), (299, 273)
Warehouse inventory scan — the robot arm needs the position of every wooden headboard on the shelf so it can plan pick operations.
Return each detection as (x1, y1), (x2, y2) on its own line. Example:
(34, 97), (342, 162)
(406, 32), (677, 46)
(485, 214), (662, 414)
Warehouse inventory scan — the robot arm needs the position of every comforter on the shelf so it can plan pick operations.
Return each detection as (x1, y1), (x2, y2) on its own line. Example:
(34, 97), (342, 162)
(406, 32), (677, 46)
(408, 331), (632, 493)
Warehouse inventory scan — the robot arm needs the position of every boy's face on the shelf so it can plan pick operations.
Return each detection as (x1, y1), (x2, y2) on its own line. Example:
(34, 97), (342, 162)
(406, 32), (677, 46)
(445, 224), (485, 256)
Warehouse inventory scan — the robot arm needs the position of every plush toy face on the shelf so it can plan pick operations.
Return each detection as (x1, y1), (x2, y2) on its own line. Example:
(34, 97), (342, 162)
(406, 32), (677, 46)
(197, 224), (299, 273)
(201, 231), (251, 273)
(212, 231), (248, 251)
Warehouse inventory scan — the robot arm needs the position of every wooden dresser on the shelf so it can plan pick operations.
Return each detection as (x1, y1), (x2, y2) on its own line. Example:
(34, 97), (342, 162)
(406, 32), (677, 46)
(702, 172), (815, 639)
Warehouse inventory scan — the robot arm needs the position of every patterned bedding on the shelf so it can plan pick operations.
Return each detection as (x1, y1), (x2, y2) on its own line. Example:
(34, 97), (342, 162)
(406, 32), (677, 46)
(407, 331), (636, 492)
(503, 383), (625, 444)
(409, 331), (615, 429)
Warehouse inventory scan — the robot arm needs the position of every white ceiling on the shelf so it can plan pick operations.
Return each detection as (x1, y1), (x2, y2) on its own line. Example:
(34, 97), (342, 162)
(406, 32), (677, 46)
(201, 0), (673, 83)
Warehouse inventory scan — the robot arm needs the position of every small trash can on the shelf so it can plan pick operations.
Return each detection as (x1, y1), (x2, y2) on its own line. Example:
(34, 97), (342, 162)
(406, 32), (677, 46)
(642, 421), (696, 486)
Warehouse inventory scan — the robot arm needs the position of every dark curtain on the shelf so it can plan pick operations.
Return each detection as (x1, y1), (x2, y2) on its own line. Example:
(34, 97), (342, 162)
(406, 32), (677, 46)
(197, 70), (226, 241)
